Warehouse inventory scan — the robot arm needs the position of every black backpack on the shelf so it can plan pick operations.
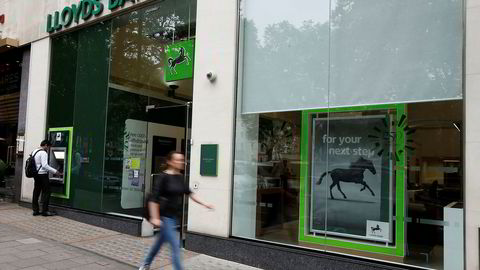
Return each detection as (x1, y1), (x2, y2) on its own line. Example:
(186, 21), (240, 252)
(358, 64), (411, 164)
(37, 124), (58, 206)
(25, 149), (44, 178)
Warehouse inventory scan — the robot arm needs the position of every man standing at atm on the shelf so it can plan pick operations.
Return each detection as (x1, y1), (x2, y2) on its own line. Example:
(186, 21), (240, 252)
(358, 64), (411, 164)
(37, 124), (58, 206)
(32, 140), (62, 216)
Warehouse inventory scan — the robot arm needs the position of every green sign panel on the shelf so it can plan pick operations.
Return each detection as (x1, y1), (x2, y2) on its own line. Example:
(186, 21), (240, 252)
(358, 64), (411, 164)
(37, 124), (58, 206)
(200, 144), (218, 177)
(165, 40), (194, 82)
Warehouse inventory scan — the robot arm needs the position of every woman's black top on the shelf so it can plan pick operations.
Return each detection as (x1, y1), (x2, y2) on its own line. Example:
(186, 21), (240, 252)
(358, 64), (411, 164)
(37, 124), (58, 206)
(150, 172), (192, 218)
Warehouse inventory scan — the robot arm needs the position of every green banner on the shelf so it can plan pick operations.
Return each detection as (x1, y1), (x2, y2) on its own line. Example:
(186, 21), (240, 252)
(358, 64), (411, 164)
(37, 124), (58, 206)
(165, 40), (194, 82)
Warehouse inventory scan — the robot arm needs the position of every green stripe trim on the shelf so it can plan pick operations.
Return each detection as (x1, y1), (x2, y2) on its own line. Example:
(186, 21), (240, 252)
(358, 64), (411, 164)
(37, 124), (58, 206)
(395, 104), (406, 257)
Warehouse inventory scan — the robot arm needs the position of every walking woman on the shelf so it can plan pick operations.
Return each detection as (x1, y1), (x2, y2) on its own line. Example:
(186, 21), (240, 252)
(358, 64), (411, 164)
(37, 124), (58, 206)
(139, 151), (213, 270)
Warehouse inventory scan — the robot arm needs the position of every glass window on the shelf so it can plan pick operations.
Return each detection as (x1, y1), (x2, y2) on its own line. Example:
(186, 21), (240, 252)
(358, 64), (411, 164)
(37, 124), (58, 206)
(48, 0), (197, 217)
(0, 48), (22, 190)
(233, 0), (464, 269)
(239, 0), (462, 114)
(48, 22), (111, 211)
(104, 0), (195, 217)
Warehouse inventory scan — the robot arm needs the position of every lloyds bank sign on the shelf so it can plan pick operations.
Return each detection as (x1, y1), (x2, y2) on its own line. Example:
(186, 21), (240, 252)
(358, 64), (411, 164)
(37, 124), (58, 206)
(46, 0), (137, 33)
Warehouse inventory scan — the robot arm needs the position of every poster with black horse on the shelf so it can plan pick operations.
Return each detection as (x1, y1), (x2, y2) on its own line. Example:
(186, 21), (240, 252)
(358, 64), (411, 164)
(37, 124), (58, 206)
(310, 115), (393, 242)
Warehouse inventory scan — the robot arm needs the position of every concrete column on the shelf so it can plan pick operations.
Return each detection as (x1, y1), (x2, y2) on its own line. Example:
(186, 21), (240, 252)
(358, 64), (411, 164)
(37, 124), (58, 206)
(187, 0), (238, 237)
(20, 37), (51, 202)
(465, 0), (480, 269)
(14, 48), (30, 202)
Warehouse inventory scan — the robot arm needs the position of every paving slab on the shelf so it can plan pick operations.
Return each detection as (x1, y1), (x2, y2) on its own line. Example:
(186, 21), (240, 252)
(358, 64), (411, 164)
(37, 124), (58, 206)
(9, 216), (119, 243)
(71, 233), (198, 269)
(0, 221), (135, 270)
(0, 203), (262, 270)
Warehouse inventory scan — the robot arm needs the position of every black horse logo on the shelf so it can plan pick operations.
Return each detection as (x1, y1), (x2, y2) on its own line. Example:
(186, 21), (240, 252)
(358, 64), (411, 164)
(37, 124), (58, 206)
(316, 157), (376, 200)
(168, 47), (191, 74)
(370, 224), (382, 234)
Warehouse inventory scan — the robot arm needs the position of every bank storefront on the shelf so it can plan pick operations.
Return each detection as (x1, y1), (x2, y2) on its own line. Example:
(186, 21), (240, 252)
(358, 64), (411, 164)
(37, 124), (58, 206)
(10, 0), (471, 269)
(229, 0), (464, 269)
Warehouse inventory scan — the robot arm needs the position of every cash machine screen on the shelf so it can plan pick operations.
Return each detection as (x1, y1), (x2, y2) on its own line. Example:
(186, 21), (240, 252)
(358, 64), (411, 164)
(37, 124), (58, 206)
(49, 148), (66, 183)
(53, 151), (65, 160)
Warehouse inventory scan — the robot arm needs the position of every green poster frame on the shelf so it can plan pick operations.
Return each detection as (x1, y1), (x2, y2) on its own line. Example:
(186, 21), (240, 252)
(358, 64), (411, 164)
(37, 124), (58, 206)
(48, 127), (73, 199)
(298, 104), (405, 257)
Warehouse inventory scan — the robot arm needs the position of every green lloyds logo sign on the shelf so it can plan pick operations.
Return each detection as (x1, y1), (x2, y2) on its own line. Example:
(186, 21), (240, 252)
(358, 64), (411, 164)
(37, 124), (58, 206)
(165, 40), (195, 82)
(47, 0), (136, 33)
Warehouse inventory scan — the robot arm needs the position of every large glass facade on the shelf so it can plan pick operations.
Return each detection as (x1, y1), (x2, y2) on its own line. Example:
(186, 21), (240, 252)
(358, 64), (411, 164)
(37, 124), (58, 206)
(47, 0), (196, 217)
(232, 0), (464, 269)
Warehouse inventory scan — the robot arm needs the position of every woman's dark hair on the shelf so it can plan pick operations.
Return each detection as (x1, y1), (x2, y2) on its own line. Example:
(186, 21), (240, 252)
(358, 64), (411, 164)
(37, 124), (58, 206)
(158, 151), (184, 171)
(166, 151), (184, 161)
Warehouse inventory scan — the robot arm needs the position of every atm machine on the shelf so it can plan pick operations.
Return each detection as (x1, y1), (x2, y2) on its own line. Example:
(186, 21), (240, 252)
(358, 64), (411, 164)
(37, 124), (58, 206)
(47, 128), (72, 199)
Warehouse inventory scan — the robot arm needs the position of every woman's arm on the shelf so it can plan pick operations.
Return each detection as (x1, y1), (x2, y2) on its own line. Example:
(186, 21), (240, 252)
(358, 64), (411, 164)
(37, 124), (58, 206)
(148, 201), (162, 226)
(148, 174), (166, 227)
(189, 193), (214, 209)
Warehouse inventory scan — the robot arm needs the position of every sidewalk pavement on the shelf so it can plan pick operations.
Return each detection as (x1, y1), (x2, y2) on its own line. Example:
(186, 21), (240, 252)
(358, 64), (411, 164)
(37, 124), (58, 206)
(0, 202), (261, 270)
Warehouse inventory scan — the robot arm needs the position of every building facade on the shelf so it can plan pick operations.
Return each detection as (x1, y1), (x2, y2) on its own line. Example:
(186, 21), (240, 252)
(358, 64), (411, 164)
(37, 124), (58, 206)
(0, 0), (478, 269)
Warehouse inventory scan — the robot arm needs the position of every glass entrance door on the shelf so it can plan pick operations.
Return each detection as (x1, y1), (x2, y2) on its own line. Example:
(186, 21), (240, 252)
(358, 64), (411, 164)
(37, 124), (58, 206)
(146, 102), (192, 242)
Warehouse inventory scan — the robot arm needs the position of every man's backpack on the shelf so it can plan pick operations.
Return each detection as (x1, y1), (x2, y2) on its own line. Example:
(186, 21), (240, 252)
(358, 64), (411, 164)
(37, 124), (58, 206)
(25, 149), (44, 178)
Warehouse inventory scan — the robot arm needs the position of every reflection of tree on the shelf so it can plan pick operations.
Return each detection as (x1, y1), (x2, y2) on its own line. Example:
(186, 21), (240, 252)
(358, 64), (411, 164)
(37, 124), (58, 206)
(108, 4), (193, 90)
(240, 20), (328, 158)
(105, 8), (192, 156)
(106, 0), (196, 88)
(243, 0), (461, 108)
(259, 117), (295, 161)
(105, 90), (147, 159)
(243, 19), (329, 107)
(329, 0), (461, 103)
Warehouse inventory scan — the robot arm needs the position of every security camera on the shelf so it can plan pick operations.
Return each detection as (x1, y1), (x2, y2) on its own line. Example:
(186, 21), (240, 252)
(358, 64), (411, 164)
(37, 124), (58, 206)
(206, 71), (216, 82)
(166, 81), (179, 88)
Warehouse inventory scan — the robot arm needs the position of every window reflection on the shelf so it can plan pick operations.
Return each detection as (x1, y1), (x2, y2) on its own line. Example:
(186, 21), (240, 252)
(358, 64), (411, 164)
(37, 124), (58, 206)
(47, 0), (197, 217)
(232, 101), (463, 269)
(405, 101), (462, 268)
(256, 114), (301, 242)
(103, 0), (196, 217)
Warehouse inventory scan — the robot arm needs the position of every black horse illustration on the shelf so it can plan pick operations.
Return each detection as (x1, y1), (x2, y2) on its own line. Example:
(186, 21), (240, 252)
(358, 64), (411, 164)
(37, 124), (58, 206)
(316, 157), (376, 199)
(168, 47), (191, 74)
(370, 224), (382, 234)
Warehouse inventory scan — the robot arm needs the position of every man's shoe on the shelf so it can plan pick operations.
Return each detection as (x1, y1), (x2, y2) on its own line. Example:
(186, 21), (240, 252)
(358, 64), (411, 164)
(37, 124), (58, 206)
(139, 265), (150, 270)
(41, 211), (57, 216)
(32, 212), (40, 216)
